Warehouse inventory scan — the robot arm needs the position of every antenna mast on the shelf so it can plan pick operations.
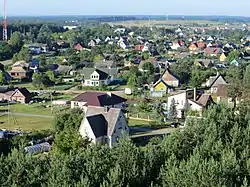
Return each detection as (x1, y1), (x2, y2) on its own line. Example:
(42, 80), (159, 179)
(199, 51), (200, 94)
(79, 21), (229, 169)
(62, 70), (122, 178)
(3, 0), (7, 41)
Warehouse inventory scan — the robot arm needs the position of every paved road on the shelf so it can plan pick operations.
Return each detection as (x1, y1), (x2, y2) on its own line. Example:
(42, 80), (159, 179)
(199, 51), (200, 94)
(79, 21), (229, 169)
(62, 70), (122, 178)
(1, 112), (54, 119)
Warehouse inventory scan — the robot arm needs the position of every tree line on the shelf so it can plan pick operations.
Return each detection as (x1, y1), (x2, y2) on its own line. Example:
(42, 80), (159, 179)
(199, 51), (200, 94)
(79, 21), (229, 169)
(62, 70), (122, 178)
(0, 103), (250, 186)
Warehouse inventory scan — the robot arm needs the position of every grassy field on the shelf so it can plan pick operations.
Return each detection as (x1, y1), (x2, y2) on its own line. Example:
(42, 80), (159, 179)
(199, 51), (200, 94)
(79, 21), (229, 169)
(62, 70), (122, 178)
(0, 114), (52, 131)
(128, 119), (150, 127)
(12, 82), (78, 91)
(0, 103), (53, 116)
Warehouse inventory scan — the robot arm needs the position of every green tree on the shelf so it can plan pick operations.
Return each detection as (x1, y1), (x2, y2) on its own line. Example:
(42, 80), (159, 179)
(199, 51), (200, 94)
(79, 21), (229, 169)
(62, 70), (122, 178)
(9, 32), (23, 51)
(227, 50), (240, 62)
(12, 47), (31, 62)
(142, 62), (155, 75)
(168, 98), (177, 119)
(127, 74), (136, 91)
(38, 54), (47, 66)
(52, 108), (84, 132)
(46, 71), (56, 83)
(32, 73), (43, 89)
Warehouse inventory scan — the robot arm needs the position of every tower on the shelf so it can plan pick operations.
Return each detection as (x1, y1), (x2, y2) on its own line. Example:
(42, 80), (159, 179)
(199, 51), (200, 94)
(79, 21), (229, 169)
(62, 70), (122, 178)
(3, 0), (7, 41)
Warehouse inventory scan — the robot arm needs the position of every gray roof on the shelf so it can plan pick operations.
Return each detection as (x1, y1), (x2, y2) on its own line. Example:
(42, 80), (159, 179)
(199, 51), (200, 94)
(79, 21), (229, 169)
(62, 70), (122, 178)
(79, 68), (119, 78)
(94, 60), (116, 68)
(85, 106), (121, 137)
(56, 65), (73, 74)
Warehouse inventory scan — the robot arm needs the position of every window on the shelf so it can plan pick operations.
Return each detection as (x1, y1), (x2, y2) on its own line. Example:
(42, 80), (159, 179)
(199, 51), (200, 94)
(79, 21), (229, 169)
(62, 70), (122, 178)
(91, 82), (94, 85)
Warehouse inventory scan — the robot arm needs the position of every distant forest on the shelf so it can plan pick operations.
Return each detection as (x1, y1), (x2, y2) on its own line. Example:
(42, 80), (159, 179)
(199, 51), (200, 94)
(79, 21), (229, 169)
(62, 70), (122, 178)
(1, 15), (250, 24)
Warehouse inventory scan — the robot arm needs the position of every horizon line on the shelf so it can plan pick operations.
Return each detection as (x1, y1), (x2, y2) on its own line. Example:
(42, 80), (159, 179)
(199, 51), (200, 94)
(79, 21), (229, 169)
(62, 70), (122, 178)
(5, 14), (250, 18)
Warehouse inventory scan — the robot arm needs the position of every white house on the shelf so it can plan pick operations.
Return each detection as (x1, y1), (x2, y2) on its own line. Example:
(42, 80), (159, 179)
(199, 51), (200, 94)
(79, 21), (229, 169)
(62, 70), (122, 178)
(207, 36), (214, 42)
(79, 106), (129, 147)
(171, 42), (181, 50)
(88, 40), (96, 47)
(167, 89), (213, 118)
(117, 38), (129, 49)
(83, 69), (111, 87)
(114, 28), (126, 34)
(142, 45), (149, 52)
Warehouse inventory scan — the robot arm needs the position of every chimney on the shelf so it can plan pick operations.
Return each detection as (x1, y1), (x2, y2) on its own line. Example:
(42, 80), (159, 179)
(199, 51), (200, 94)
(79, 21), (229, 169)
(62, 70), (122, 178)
(104, 106), (110, 113)
(194, 88), (197, 101)
(107, 92), (112, 97)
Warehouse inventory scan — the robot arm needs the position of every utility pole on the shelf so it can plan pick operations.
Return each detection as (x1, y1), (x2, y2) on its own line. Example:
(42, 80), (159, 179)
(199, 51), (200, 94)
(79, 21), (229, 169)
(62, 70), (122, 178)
(3, 0), (8, 41)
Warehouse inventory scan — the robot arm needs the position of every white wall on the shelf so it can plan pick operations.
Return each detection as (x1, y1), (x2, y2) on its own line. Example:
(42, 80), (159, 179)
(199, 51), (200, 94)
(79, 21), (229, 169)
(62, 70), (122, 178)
(79, 118), (96, 144)
(166, 80), (179, 87)
(109, 112), (129, 147)
(168, 92), (187, 118)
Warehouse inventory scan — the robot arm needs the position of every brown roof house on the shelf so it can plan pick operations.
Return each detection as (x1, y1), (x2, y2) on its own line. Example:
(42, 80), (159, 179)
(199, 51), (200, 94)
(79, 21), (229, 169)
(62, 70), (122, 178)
(79, 106), (129, 147)
(204, 47), (223, 57)
(71, 91), (127, 111)
(216, 84), (239, 106)
(160, 68), (180, 87)
(188, 93), (215, 115)
(10, 61), (32, 80)
(202, 73), (227, 93)
(194, 59), (214, 68)
(0, 86), (32, 104)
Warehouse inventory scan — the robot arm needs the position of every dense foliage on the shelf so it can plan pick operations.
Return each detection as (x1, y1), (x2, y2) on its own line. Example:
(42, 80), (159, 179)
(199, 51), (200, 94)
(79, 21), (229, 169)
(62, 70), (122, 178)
(1, 104), (250, 186)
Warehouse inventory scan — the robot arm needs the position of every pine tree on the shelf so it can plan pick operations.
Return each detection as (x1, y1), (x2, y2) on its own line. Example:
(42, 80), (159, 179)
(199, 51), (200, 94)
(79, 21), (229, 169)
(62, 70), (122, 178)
(168, 98), (177, 120)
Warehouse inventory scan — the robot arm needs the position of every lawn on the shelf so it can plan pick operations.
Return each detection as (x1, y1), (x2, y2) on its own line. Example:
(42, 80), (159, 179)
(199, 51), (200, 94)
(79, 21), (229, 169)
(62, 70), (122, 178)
(0, 114), (52, 131)
(12, 82), (78, 91)
(128, 119), (150, 127)
(0, 103), (53, 116)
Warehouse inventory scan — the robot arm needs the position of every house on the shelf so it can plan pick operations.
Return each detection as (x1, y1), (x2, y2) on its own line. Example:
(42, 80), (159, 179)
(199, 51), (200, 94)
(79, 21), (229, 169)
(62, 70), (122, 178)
(117, 38), (129, 49)
(0, 87), (32, 104)
(114, 28), (126, 34)
(71, 91), (127, 110)
(219, 53), (227, 62)
(189, 42), (206, 52)
(204, 47), (223, 56)
(171, 42), (181, 50)
(152, 79), (174, 94)
(194, 59), (214, 68)
(216, 84), (239, 106)
(88, 40), (97, 48)
(203, 73), (227, 93)
(167, 88), (205, 118)
(207, 36), (214, 42)
(79, 67), (119, 81)
(160, 69), (179, 87)
(94, 60), (117, 69)
(230, 59), (239, 66)
(187, 94), (215, 114)
(138, 58), (159, 73)
(10, 61), (32, 80)
(74, 43), (85, 51)
(28, 44), (49, 54)
(79, 106), (129, 147)
(135, 45), (144, 51)
(82, 69), (111, 87)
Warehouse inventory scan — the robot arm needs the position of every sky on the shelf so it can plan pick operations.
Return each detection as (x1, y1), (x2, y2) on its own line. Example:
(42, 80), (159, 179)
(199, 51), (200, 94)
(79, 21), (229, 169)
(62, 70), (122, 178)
(1, 0), (250, 17)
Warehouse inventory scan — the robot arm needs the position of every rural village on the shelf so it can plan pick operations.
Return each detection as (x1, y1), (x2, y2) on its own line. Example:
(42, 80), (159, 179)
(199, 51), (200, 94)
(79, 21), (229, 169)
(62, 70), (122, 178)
(1, 14), (250, 186)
